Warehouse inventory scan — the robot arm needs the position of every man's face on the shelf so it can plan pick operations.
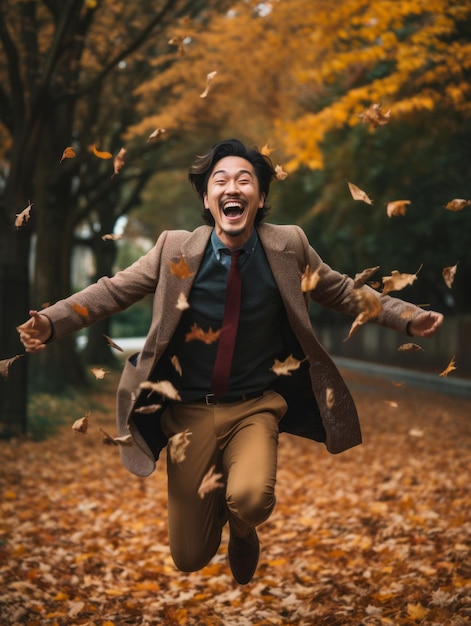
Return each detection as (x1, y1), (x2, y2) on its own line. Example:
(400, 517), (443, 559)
(203, 156), (265, 248)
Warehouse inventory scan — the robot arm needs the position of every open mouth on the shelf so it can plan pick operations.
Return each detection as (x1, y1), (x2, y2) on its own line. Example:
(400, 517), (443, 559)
(222, 201), (245, 219)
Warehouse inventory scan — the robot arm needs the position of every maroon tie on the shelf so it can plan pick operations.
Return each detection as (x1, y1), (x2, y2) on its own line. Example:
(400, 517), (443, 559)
(210, 250), (243, 400)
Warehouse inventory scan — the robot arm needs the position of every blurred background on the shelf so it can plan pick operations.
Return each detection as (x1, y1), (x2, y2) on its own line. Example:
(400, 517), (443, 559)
(1, 0), (470, 438)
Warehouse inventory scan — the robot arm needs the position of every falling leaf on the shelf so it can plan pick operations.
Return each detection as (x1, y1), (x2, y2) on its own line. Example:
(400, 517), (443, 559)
(72, 412), (90, 434)
(398, 343), (424, 352)
(198, 465), (225, 499)
(357, 102), (391, 129)
(271, 354), (307, 376)
(103, 334), (124, 352)
(168, 255), (194, 279)
(15, 203), (33, 229)
(168, 429), (192, 464)
(168, 35), (187, 56)
(200, 70), (217, 98)
(409, 428), (424, 437)
(112, 147), (127, 177)
(72, 302), (89, 318)
(91, 367), (108, 380)
(133, 404), (162, 414)
(171, 355), (182, 376)
(301, 265), (320, 292)
(0, 355), (24, 379)
(185, 323), (220, 344)
(261, 144), (275, 156)
(176, 291), (190, 311)
(326, 387), (335, 410)
(344, 289), (382, 340)
(100, 428), (134, 446)
(346, 180), (373, 204)
(444, 199), (471, 211)
(148, 128), (166, 141)
(90, 144), (113, 159)
(439, 355), (457, 378)
(275, 164), (288, 180)
(382, 265), (421, 295)
(101, 233), (123, 241)
(442, 263), (458, 289)
(384, 400), (398, 408)
(353, 266), (380, 289)
(60, 146), (76, 162)
(140, 380), (182, 401)
(386, 200), (410, 217)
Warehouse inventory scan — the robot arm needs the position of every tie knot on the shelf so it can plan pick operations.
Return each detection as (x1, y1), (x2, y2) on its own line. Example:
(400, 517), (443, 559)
(230, 249), (243, 266)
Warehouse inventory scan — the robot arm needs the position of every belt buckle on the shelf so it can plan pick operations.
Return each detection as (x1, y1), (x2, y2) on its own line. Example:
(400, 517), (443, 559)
(205, 393), (217, 405)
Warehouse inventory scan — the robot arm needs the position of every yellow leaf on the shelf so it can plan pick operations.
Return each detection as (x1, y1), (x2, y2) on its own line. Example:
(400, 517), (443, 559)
(90, 144), (113, 159)
(407, 602), (428, 620)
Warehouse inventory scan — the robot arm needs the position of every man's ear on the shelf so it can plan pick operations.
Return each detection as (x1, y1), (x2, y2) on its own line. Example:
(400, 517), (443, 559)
(203, 192), (208, 209)
(258, 193), (266, 208)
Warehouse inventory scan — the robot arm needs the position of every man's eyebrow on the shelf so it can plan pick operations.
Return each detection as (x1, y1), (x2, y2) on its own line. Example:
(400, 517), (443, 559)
(211, 168), (254, 178)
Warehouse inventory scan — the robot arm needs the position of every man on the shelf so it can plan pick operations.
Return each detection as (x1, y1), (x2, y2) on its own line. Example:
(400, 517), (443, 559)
(18, 139), (443, 585)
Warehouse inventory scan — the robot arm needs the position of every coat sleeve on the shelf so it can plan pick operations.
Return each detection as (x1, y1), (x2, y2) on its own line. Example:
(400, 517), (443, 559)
(42, 231), (171, 341)
(291, 225), (423, 335)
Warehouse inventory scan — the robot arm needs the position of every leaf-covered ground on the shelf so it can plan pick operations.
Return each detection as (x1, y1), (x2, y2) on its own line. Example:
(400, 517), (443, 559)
(1, 369), (470, 625)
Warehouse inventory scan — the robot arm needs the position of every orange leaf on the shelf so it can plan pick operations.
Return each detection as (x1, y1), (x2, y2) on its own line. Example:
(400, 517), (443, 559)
(442, 263), (458, 288)
(60, 146), (76, 162)
(168, 255), (194, 279)
(185, 323), (220, 344)
(271, 354), (307, 376)
(439, 355), (457, 377)
(444, 198), (471, 211)
(386, 200), (410, 217)
(91, 144), (113, 159)
(357, 102), (391, 129)
(301, 265), (320, 292)
(72, 302), (89, 318)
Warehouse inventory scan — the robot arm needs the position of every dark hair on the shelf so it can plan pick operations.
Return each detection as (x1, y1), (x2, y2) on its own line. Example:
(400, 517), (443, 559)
(188, 138), (276, 225)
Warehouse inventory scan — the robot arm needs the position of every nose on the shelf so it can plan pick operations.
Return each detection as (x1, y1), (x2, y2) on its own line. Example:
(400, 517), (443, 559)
(225, 178), (240, 194)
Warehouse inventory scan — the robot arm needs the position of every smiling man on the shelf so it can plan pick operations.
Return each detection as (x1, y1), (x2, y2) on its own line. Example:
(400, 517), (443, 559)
(18, 138), (443, 585)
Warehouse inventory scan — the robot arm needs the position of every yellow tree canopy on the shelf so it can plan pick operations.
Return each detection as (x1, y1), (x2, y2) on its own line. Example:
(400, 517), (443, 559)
(129, 0), (471, 171)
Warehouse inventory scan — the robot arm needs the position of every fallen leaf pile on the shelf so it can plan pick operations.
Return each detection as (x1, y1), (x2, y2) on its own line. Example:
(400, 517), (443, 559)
(1, 370), (469, 625)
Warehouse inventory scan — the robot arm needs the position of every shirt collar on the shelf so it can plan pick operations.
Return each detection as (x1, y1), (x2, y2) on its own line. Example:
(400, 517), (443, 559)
(211, 228), (258, 261)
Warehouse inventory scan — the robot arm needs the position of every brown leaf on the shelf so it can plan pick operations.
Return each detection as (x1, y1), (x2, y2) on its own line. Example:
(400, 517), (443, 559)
(103, 334), (124, 352)
(91, 367), (108, 380)
(60, 146), (76, 162)
(170, 355), (182, 376)
(133, 404), (162, 414)
(442, 263), (458, 289)
(15, 203), (33, 229)
(344, 289), (382, 340)
(100, 427), (134, 446)
(398, 343), (424, 352)
(382, 265), (422, 295)
(386, 200), (410, 217)
(148, 128), (166, 141)
(357, 102), (391, 129)
(168, 35), (187, 56)
(261, 144), (275, 156)
(140, 380), (182, 401)
(198, 465), (225, 499)
(101, 233), (123, 241)
(353, 266), (380, 289)
(346, 180), (373, 204)
(112, 147), (127, 177)
(168, 429), (192, 464)
(444, 199), (471, 211)
(326, 387), (335, 410)
(200, 71), (217, 98)
(90, 144), (113, 159)
(439, 355), (457, 378)
(72, 412), (90, 434)
(168, 255), (194, 279)
(185, 323), (220, 344)
(0, 354), (24, 379)
(275, 164), (288, 180)
(301, 265), (320, 292)
(271, 354), (307, 376)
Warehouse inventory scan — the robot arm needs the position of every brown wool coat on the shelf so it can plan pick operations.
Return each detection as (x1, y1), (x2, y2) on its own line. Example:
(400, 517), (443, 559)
(44, 223), (422, 477)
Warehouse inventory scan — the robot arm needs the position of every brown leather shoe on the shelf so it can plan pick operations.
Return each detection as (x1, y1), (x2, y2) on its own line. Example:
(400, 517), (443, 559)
(228, 527), (260, 585)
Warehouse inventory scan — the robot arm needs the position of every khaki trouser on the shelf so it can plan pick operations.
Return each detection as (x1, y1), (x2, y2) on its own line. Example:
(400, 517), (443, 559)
(160, 390), (288, 572)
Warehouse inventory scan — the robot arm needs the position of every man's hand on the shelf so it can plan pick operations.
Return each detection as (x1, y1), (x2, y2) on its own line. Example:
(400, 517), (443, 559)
(17, 310), (52, 353)
(408, 311), (444, 338)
